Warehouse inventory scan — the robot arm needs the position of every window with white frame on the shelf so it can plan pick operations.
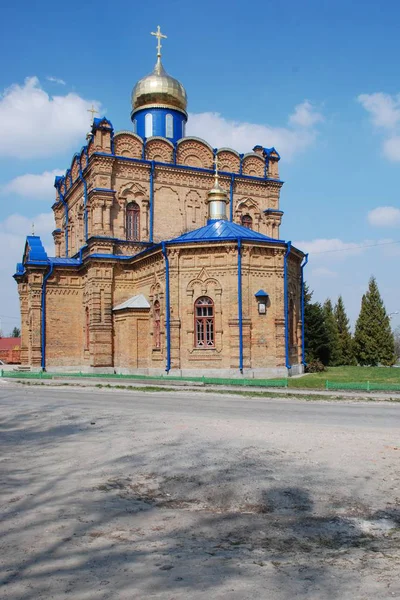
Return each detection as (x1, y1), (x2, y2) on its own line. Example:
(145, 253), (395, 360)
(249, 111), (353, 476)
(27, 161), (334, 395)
(145, 113), (153, 137)
(166, 114), (173, 138)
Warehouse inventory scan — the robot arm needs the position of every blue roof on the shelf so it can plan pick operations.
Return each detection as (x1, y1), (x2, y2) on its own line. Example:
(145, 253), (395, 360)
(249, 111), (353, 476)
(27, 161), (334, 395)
(255, 289), (269, 297)
(50, 257), (81, 266)
(169, 219), (285, 244)
(25, 236), (48, 263)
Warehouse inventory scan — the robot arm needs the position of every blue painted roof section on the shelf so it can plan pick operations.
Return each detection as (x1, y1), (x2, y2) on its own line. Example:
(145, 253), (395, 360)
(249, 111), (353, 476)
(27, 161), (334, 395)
(169, 219), (285, 244)
(49, 257), (81, 266)
(255, 289), (269, 297)
(25, 236), (48, 263)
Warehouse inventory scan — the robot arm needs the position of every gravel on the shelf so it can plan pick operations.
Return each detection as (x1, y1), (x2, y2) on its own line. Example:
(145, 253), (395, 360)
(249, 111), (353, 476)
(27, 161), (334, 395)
(0, 384), (399, 599)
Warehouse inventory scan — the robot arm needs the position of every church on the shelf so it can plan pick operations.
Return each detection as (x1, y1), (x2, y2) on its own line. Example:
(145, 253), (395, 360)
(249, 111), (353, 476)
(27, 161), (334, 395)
(14, 27), (307, 378)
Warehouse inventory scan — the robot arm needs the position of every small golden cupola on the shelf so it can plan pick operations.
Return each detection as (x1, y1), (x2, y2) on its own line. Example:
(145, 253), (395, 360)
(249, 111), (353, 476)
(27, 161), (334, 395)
(131, 26), (188, 143)
(207, 156), (229, 222)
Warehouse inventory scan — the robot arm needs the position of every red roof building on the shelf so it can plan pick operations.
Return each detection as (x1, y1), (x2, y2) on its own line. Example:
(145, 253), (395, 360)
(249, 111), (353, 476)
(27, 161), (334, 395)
(0, 338), (21, 364)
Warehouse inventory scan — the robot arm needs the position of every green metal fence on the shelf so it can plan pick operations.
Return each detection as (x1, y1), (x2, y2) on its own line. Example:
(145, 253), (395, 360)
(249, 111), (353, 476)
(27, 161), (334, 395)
(0, 369), (288, 388)
(325, 380), (400, 392)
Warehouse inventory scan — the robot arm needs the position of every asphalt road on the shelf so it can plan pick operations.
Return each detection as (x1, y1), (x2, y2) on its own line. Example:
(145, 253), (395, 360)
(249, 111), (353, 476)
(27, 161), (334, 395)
(1, 383), (399, 599)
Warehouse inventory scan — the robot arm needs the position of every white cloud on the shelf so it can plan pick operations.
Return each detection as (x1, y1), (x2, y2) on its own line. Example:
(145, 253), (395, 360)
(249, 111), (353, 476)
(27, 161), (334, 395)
(358, 92), (400, 161)
(0, 212), (55, 325)
(368, 206), (400, 227)
(311, 267), (337, 278)
(46, 76), (66, 85)
(383, 136), (400, 162)
(288, 100), (324, 128)
(358, 93), (400, 129)
(0, 76), (102, 159)
(2, 169), (64, 200)
(294, 238), (364, 259)
(187, 100), (323, 159)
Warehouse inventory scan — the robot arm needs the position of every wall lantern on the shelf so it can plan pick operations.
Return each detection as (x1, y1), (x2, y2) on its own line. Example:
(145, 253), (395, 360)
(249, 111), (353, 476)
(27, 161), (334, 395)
(255, 289), (269, 315)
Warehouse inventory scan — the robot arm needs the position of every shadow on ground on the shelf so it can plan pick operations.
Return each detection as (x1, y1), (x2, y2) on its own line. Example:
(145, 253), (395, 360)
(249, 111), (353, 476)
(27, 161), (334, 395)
(0, 389), (399, 599)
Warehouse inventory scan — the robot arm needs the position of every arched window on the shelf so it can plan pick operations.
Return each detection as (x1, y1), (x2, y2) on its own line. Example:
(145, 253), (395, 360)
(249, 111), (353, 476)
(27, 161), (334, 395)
(153, 300), (161, 349)
(166, 114), (173, 138)
(132, 119), (137, 134)
(241, 214), (253, 229)
(195, 296), (215, 348)
(182, 121), (186, 138)
(145, 113), (153, 137)
(126, 202), (140, 241)
(85, 307), (90, 350)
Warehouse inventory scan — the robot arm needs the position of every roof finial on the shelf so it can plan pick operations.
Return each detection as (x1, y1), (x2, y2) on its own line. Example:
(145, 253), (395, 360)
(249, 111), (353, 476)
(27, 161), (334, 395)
(151, 25), (167, 58)
(31, 222), (35, 236)
(87, 104), (98, 125)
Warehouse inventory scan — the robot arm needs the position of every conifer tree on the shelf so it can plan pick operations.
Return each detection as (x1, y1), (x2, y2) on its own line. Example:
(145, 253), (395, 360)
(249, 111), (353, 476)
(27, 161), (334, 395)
(304, 285), (330, 364)
(323, 298), (341, 366)
(334, 295), (355, 365)
(353, 276), (395, 366)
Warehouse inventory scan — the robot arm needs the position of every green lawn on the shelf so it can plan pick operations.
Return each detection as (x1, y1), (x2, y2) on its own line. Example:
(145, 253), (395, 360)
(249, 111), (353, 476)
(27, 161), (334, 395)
(288, 366), (400, 389)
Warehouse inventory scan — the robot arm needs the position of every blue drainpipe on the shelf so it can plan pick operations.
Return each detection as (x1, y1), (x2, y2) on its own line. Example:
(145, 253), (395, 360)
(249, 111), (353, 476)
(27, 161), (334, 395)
(78, 165), (89, 241)
(301, 253), (309, 367)
(284, 241), (292, 371)
(149, 161), (155, 243)
(238, 238), (243, 373)
(229, 174), (234, 222)
(161, 242), (171, 373)
(41, 261), (54, 371)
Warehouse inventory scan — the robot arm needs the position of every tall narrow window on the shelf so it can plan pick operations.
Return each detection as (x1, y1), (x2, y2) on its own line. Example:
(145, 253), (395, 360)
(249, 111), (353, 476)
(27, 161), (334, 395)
(241, 214), (253, 229)
(132, 119), (137, 134)
(289, 297), (296, 347)
(126, 202), (140, 241)
(85, 307), (90, 350)
(195, 296), (215, 348)
(166, 114), (173, 138)
(182, 121), (186, 138)
(145, 113), (153, 137)
(153, 300), (161, 349)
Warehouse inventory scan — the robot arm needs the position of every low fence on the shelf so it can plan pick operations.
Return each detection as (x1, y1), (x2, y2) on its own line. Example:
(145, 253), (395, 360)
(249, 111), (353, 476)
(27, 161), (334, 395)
(325, 380), (400, 392)
(0, 369), (288, 388)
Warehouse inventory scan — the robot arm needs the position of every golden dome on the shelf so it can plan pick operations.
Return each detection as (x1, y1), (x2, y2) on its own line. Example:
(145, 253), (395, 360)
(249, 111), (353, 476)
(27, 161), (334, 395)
(131, 58), (188, 115)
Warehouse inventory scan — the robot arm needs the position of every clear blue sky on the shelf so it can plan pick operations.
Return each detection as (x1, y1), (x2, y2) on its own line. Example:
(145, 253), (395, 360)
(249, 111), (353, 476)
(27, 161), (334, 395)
(1, 0), (400, 332)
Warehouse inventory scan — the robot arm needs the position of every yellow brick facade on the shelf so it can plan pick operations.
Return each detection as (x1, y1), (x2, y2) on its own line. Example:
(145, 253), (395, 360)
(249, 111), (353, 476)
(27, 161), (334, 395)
(15, 118), (304, 378)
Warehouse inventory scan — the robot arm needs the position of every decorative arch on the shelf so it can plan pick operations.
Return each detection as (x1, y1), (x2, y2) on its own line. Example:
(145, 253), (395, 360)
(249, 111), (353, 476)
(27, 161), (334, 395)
(113, 132), (143, 158)
(216, 148), (241, 173)
(242, 153), (265, 177)
(234, 197), (261, 231)
(145, 137), (174, 163)
(176, 137), (214, 168)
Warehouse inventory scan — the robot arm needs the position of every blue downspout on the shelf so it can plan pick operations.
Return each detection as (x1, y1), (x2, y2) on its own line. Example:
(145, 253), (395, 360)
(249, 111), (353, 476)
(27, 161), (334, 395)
(78, 166), (89, 241)
(149, 161), (155, 243)
(41, 261), (54, 371)
(284, 241), (292, 371)
(58, 186), (69, 257)
(229, 174), (234, 222)
(238, 238), (243, 373)
(161, 242), (171, 373)
(301, 253), (309, 367)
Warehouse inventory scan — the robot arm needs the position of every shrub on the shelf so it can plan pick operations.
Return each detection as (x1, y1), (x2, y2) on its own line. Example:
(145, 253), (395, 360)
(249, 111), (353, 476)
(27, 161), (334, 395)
(306, 360), (326, 373)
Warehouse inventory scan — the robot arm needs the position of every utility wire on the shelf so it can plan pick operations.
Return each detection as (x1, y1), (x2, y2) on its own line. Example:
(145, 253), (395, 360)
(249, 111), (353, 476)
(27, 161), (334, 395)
(311, 239), (400, 255)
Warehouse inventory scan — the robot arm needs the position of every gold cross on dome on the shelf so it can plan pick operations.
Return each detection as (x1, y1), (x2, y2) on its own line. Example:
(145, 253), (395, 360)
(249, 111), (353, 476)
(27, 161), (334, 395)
(151, 25), (167, 57)
(87, 104), (98, 124)
(214, 154), (219, 184)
